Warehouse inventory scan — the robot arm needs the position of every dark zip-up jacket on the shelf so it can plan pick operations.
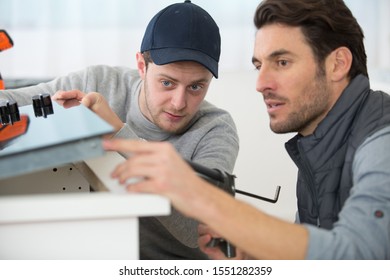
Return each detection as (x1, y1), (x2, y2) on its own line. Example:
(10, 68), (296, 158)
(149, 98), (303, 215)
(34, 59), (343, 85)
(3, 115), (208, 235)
(285, 74), (390, 229)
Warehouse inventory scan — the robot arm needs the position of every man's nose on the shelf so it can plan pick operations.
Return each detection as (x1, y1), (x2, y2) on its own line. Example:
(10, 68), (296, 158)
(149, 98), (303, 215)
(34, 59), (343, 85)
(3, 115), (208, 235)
(171, 88), (187, 110)
(256, 65), (275, 94)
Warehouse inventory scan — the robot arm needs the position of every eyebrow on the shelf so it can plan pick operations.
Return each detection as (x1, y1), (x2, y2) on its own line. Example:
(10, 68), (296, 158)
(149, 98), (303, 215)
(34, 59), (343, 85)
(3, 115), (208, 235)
(158, 73), (211, 84)
(252, 48), (295, 65)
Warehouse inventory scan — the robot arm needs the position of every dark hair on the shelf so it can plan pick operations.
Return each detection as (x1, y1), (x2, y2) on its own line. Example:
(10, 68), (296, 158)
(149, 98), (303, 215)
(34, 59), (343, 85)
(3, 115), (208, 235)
(254, 0), (368, 78)
(142, 51), (153, 69)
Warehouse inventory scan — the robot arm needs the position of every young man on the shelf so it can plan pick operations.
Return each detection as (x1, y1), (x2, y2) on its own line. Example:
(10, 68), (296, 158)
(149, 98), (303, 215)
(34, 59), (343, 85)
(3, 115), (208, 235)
(103, 0), (390, 259)
(0, 1), (239, 259)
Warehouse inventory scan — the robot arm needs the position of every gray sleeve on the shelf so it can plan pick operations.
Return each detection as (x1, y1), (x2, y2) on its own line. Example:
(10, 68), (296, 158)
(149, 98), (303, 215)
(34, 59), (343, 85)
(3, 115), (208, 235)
(1, 66), (142, 140)
(305, 126), (390, 259)
(0, 68), (90, 106)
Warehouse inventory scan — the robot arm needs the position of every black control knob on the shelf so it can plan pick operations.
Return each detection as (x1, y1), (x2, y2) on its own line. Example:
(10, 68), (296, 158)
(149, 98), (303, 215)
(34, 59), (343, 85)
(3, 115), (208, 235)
(0, 100), (20, 125)
(32, 93), (54, 118)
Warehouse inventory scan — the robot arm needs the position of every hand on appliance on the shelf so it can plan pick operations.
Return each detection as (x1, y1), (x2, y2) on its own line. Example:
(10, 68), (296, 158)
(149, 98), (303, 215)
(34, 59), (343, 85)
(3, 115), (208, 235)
(52, 90), (124, 133)
(198, 223), (247, 260)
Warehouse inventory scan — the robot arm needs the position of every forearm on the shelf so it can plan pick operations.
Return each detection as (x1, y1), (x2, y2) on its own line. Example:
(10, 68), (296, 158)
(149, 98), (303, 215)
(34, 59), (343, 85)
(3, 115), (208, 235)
(0, 70), (87, 106)
(0, 83), (55, 105)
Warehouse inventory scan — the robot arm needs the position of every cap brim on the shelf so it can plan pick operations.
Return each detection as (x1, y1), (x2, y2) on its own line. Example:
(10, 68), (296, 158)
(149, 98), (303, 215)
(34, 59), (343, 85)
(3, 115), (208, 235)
(150, 48), (218, 78)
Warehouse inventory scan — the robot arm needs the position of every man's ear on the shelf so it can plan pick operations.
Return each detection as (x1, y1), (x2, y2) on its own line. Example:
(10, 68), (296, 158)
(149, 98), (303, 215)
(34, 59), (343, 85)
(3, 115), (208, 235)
(328, 46), (353, 82)
(136, 52), (147, 79)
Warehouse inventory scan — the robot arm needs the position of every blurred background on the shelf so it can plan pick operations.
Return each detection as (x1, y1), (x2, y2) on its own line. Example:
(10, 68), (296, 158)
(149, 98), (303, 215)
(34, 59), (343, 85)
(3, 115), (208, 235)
(1, 0), (389, 221)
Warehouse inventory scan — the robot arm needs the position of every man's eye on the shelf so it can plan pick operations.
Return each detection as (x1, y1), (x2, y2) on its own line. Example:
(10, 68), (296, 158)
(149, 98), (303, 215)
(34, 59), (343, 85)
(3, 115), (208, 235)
(278, 60), (289, 67)
(190, 84), (202, 91)
(162, 80), (172, 87)
(253, 64), (261, 71)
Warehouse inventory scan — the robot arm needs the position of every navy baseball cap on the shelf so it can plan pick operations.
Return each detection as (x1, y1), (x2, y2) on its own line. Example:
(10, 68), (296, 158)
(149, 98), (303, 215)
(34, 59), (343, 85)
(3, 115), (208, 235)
(140, 0), (221, 78)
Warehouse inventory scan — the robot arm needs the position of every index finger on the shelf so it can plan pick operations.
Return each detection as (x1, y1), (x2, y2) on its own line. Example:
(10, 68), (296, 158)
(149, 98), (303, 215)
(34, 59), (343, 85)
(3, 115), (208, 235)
(102, 139), (160, 154)
(52, 90), (84, 101)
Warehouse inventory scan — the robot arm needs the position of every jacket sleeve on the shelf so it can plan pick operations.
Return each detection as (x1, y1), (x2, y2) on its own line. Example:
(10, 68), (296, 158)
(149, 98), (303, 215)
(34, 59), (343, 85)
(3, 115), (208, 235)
(305, 126), (390, 259)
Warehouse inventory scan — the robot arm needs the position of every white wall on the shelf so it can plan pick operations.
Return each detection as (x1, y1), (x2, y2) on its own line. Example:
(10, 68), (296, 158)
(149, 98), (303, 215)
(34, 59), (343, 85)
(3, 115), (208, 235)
(207, 71), (298, 222)
(2, 1), (389, 77)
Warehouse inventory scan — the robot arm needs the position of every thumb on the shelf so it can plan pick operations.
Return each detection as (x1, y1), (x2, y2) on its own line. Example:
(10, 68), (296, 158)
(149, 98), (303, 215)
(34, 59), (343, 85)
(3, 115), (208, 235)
(80, 93), (97, 108)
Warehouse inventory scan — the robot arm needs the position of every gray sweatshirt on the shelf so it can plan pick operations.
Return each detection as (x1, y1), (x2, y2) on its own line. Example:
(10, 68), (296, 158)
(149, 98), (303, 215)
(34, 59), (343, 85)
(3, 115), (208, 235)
(0, 65), (239, 259)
